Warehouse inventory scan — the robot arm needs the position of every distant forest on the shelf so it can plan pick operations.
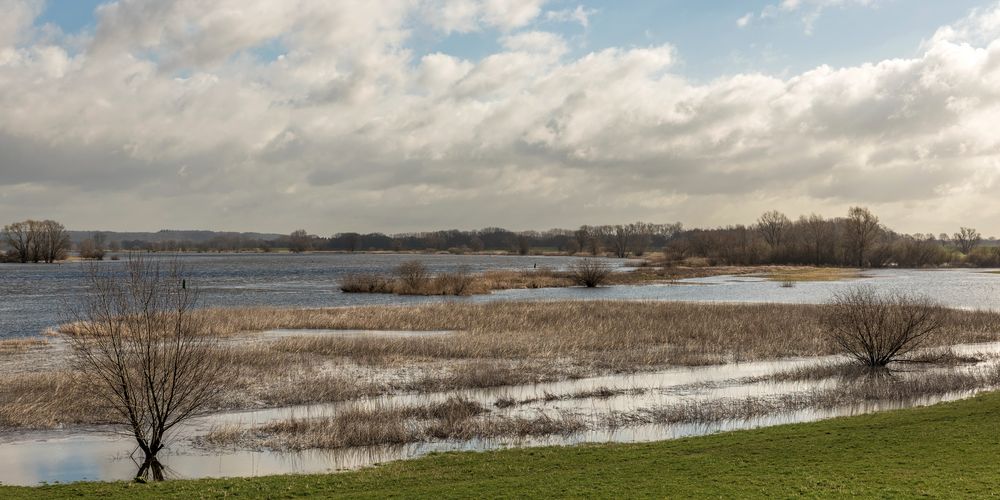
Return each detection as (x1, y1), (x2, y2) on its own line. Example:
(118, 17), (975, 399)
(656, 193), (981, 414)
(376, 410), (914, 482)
(3, 206), (1000, 267)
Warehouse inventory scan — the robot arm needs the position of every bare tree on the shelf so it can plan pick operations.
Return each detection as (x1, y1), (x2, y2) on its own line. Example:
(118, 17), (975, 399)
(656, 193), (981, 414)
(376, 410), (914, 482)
(79, 238), (106, 260)
(628, 222), (657, 256)
(569, 258), (612, 287)
(800, 214), (832, 265)
(288, 229), (310, 253)
(605, 224), (635, 258)
(396, 260), (430, 293)
(573, 226), (591, 255)
(517, 234), (531, 255)
(756, 210), (791, 250)
(65, 255), (231, 480)
(953, 227), (982, 255)
(2, 219), (69, 263)
(2, 221), (34, 263)
(821, 286), (946, 368)
(37, 220), (70, 263)
(844, 206), (881, 267)
(338, 232), (361, 252)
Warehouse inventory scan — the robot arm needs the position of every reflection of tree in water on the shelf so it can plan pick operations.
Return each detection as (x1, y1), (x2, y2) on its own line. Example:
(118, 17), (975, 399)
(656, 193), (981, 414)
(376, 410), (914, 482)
(66, 255), (234, 482)
(132, 448), (168, 482)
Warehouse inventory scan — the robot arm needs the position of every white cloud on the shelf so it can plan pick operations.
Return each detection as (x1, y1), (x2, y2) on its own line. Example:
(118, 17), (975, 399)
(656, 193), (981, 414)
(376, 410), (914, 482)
(421, 0), (549, 33)
(0, 0), (43, 48)
(2, 1), (1000, 235)
(929, 2), (1000, 46)
(736, 13), (754, 28)
(756, 0), (882, 34)
(545, 5), (597, 28)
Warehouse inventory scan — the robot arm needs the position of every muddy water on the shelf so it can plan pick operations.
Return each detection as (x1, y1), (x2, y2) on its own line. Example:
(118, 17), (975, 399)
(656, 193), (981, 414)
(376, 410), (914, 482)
(2, 341), (999, 486)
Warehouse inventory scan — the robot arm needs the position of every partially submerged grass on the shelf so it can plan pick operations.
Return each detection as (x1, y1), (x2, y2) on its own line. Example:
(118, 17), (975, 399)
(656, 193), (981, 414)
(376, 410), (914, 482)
(0, 338), (49, 355)
(761, 267), (864, 282)
(338, 263), (854, 296)
(340, 268), (576, 296)
(608, 366), (1000, 427)
(13, 301), (1000, 431)
(200, 397), (583, 451)
(495, 387), (646, 408)
(11, 391), (1000, 498)
(202, 365), (1000, 452)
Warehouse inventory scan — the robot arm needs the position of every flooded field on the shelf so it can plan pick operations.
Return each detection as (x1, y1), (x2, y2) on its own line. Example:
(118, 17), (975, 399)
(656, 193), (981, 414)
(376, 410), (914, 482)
(3, 255), (1000, 486)
(0, 253), (597, 339)
(3, 253), (1000, 339)
(1, 332), (998, 486)
(493, 268), (1000, 310)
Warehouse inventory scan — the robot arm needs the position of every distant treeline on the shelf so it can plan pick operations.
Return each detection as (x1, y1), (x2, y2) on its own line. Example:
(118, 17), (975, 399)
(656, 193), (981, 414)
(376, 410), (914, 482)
(665, 208), (1000, 268)
(3, 207), (999, 267)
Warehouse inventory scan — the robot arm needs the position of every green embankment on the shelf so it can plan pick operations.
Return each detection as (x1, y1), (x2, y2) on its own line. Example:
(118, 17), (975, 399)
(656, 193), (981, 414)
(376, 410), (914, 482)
(4, 391), (1000, 498)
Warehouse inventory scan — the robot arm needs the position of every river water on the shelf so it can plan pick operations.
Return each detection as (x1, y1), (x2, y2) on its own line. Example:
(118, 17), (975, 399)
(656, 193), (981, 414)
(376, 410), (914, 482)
(3, 253), (1000, 339)
(0, 253), (597, 339)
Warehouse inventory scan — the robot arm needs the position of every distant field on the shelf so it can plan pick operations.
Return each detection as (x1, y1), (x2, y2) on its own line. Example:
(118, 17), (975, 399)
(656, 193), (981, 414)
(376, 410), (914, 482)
(4, 390), (1000, 498)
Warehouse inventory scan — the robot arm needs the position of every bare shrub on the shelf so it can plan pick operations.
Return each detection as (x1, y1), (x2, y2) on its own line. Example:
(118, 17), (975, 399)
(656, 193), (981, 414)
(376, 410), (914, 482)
(64, 255), (233, 481)
(569, 258), (612, 287)
(340, 273), (394, 293)
(432, 267), (476, 295)
(396, 260), (430, 293)
(822, 286), (947, 368)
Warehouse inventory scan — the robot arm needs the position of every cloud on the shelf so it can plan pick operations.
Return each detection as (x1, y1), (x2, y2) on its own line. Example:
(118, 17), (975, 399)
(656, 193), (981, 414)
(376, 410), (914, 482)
(0, 0), (43, 48)
(421, 0), (549, 33)
(2, 1), (1000, 235)
(545, 5), (597, 28)
(736, 13), (754, 28)
(753, 0), (882, 34)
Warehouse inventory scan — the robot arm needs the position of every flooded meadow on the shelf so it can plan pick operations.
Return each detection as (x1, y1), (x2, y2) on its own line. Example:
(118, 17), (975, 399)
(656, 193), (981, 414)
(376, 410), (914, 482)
(3, 254), (1000, 485)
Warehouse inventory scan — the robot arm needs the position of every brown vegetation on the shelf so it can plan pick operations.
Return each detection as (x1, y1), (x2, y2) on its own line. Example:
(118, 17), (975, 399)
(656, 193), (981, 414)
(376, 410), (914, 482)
(1, 219), (70, 263)
(66, 256), (234, 480)
(200, 397), (584, 451)
(569, 259), (612, 287)
(7, 301), (1000, 433)
(607, 366), (1000, 427)
(822, 287), (947, 368)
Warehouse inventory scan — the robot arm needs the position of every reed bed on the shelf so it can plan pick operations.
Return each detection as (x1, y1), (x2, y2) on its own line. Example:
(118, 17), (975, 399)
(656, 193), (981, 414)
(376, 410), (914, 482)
(0, 371), (106, 429)
(157, 301), (1000, 367)
(0, 338), (49, 355)
(606, 366), (1000, 427)
(340, 269), (575, 296)
(337, 264), (835, 296)
(10, 301), (1000, 431)
(495, 387), (647, 408)
(201, 365), (1000, 452)
(200, 397), (584, 451)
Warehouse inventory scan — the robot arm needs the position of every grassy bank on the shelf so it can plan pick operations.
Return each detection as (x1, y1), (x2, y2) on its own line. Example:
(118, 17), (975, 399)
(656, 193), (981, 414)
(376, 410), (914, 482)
(4, 390), (1000, 498)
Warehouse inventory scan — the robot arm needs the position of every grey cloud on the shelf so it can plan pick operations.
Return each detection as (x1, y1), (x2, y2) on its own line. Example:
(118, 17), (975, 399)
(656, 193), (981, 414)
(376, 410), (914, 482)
(2, 1), (1000, 235)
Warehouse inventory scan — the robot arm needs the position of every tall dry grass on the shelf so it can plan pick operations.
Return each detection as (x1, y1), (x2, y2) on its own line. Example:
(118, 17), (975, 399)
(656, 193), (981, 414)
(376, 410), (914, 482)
(132, 301), (1000, 369)
(16, 301), (1000, 431)
(606, 365), (1000, 427)
(199, 397), (584, 451)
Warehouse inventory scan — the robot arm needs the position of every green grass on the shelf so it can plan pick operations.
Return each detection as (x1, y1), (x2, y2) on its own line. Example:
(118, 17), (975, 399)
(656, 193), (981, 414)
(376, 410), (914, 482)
(5, 392), (1000, 498)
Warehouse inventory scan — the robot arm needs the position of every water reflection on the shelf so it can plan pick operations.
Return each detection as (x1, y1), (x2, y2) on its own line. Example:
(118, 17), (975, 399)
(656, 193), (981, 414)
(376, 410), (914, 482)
(2, 342), (998, 486)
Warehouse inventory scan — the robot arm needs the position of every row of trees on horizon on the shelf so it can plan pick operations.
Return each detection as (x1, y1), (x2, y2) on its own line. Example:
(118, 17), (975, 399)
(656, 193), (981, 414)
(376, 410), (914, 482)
(3, 207), (1000, 267)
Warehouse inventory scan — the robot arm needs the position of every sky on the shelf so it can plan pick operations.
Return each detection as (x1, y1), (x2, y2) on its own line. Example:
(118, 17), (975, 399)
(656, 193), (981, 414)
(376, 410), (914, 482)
(2, 0), (1000, 235)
